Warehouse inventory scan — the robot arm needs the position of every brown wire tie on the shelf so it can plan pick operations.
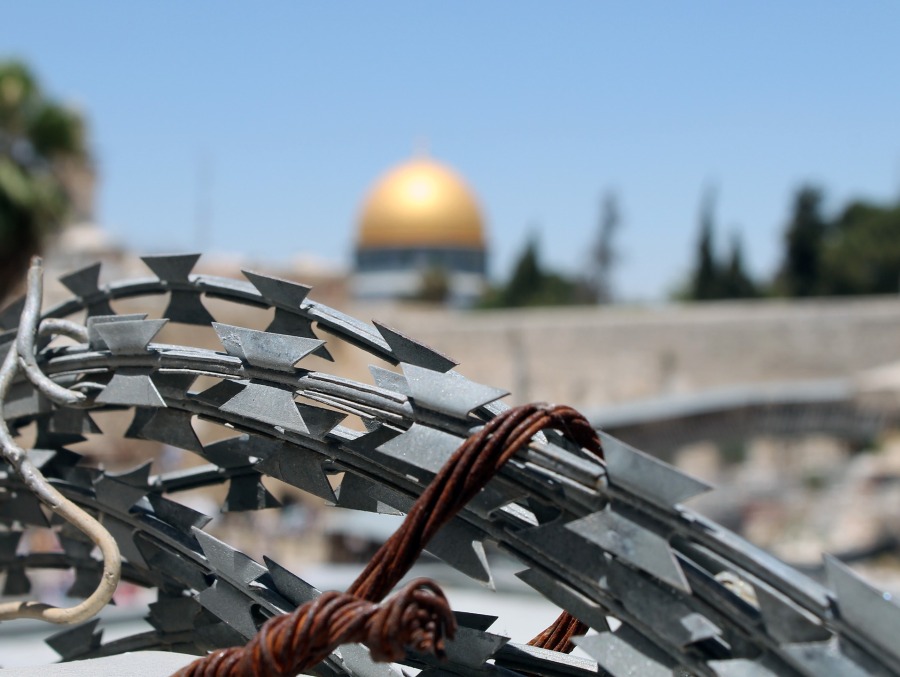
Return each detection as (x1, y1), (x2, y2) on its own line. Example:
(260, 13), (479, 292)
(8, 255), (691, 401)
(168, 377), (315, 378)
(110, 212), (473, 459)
(175, 402), (604, 677)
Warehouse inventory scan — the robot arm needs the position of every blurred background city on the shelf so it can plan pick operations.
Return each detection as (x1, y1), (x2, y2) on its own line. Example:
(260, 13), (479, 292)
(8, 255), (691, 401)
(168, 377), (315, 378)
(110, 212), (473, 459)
(2, 2), (900, 668)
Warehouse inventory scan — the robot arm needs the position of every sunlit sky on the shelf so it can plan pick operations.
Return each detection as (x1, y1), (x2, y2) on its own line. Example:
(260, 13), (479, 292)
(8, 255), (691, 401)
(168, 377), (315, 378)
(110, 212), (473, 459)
(6, 2), (900, 300)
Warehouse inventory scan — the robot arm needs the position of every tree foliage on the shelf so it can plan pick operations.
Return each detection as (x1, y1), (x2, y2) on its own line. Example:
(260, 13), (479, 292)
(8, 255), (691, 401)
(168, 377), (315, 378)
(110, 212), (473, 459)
(775, 186), (827, 297)
(683, 189), (759, 301)
(0, 59), (87, 297)
(480, 234), (580, 308)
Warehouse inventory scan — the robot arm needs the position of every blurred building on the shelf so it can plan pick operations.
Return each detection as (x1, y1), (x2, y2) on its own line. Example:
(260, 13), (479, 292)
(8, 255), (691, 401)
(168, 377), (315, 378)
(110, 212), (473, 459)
(352, 156), (488, 306)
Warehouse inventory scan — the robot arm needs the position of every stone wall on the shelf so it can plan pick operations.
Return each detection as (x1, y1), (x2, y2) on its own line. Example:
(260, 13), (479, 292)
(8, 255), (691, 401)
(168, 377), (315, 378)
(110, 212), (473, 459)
(355, 297), (900, 410)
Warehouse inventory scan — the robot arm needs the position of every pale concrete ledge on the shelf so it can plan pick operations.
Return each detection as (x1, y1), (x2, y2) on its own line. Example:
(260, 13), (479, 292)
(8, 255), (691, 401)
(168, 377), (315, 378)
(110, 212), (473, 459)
(0, 652), (196, 677)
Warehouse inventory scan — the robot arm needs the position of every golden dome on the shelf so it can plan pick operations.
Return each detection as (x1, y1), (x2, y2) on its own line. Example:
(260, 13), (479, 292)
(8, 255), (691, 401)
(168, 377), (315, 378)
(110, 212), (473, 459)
(357, 158), (485, 249)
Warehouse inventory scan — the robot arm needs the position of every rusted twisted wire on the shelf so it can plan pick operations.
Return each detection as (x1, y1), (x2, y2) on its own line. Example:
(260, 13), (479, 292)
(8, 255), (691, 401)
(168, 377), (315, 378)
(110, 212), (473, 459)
(175, 403), (603, 676)
(175, 579), (454, 677)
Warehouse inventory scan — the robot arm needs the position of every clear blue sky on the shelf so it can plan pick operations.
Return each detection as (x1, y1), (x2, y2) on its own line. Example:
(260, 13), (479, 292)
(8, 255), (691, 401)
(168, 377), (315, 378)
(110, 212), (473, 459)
(5, 2), (900, 300)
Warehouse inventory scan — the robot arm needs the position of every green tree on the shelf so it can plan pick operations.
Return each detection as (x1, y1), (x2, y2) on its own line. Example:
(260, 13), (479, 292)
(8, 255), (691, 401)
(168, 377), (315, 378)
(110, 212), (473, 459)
(721, 231), (758, 298)
(0, 59), (88, 297)
(689, 188), (723, 300)
(818, 200), (900, 295)
(480, 232), (579, 308)
(776, 186), (827, 297)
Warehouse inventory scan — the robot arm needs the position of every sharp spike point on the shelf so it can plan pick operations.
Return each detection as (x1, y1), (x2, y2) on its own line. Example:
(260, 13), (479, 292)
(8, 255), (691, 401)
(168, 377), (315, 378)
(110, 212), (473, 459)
(566, 507), (691, 593)
(373, 423), (465, 477)
(192, 527), (268, 584)
(58, 262), (102, 298)
(369, 365), (410, 395)
(223, 474), (281, 512)
(266, 308), (332, 360)
(219, 382), (309, 434)
(213, 323), (325, 372)
(165, 290), (216, 325)
(94, 318), (168, 355)
(46, 619), (103, 660)
(141, 253), (202, 283)
(373, 321), (457, 372)
(402, 363), (508, 418)
(256, 447), (336, 502)
(129, 407), (203, 452)
(96, 371), (166, 407)
(242, 269), (312, 308)
(601, 431), (712, 508)
(824, 554), (900, 662)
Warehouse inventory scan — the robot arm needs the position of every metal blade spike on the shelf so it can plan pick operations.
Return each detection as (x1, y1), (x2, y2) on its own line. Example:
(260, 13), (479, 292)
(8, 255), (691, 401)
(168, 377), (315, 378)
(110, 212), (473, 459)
(129, 407), (204, 452)
(148, 493), (212, 532)
(606, 558), (719, 648)
(782, 639), (878, 677)
(102, 517), (148, 567)
(148, 595), (203, 633)
(369, 365), (410, 395)
(754, 582), (831, 644)
(0, 531), (23, 555)
(0, 296), (25, 329)
(192, 527), (269, 585)
(141, 253), (202, 283)
(67, 566), (102, 599)
(219, 382), (309, 434)
(335, 472), (403, 515)
(58, 262), (103, 298)
(86, 314), (148, 350)
(515, 568), (610, 633)
(94, 470), (151, 513)
(266, 308), (332, 360)
(139, 539), (209, 592)
(340, 475), (493, 585)
(242, 269), (312, 309)
(441, 627), (510, 669)
(425, 522), (493, 586)
(0, 489), (50, 527)
(601, 431), (712, 508)
(402, 363), (508, 418)
(94, 318), (168, 355)
(3, 565), (31, 596)
(223, 474), (282, 512)
(153, 371), (199, 400)
(373, 321), (457, 372)
(27, 448), (83, 475)
(47, 406), (101, 436)
(197, 579), (259, 639)
(263, 556), (320, 608)
(192, 378), (247, 408)
(59, 535), (93, 561)
(195, 622), (251, 654)
(165, 290), (216, 325)
(824, 554), (900, 662)
(46, 619), (103, 661)
(293, 402), (346, 440)
(201, 434), (282, 467)
(213, 322), (324, 372)
(3, 380), (51, 420)
(109, 460), (153, 487)
(566, 507), (691, 593)
(453, 611), (499, 632)
(573, 626), (681, 677)
(255, 447), (336, 502)
(96, 371), (166, 407)
(373, 423), (465, 477)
